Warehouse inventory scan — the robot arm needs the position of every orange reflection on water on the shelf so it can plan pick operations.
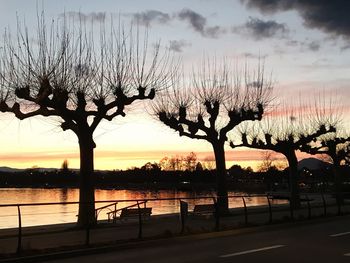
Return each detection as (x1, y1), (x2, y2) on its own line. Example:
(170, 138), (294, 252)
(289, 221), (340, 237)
(0, 188), (286, 229)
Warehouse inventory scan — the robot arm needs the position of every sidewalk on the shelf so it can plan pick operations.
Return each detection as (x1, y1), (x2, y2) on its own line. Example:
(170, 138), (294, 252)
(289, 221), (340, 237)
(1, 198), (349, 259)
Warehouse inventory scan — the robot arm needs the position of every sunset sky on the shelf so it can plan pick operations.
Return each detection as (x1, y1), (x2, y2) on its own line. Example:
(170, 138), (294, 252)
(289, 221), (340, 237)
(0, 0), (349, 170)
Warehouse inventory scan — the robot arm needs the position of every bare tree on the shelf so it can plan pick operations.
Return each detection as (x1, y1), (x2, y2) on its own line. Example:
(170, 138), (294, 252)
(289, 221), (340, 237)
(231, 104), (336, 208)
(158, 152), (197, 171)
(152, 60), (272, 213)
(257, 150), (276, 172)
(0, 13), (174, 227)
(184, 152), (197, 171)
(301, 130), (350, 204)
(202, 156), (216, 170)
(345, 146), (350, 166)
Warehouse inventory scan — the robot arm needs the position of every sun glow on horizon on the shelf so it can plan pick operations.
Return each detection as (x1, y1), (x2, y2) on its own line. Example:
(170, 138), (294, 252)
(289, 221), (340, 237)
(0, 148), (292, 171)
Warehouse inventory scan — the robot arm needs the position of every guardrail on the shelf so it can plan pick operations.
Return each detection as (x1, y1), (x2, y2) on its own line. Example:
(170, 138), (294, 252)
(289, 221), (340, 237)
(0, 192), (349, 255)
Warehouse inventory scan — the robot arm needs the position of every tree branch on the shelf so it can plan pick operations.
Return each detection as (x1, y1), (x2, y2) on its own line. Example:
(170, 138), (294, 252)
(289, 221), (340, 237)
(1, 101), (60, 120)
(221, 105), (263, 142)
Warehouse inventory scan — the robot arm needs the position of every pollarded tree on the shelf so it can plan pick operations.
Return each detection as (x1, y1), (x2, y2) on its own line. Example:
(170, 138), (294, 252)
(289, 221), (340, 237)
(0, 14), (173, 227)
(301, 131), (350, 203)
(345, 145), (350, 165)
(230, 105), (336, 208)
(153, 60), (272, 213)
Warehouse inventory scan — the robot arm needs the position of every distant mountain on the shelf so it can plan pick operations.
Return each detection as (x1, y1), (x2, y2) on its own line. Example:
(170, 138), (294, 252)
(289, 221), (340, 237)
(0, 166), (60, 173)
(0, 166), (25, 173)
(297, 158), (331, 171)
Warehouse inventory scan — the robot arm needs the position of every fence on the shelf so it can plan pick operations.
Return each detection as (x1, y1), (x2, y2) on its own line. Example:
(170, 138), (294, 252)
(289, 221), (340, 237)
(0, 192), (349, 255)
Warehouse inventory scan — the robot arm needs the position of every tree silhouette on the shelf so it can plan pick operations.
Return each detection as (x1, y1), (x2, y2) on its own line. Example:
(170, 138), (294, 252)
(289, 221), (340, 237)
(0, 14), (173, 227)
(153, 60), (272, 213)
(61, 159), (69, 172)
(231, 105), (336, 208)
(345, 146), (350, 166)
(301, 131), (350, 204)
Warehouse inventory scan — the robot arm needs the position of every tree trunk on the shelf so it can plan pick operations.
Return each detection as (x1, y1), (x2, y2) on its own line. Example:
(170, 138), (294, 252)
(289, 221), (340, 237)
(286, 152), (300, 209)
(333, 160), (343, 205)
(77, 133), (96, 228)
(213, 142), (229, 215)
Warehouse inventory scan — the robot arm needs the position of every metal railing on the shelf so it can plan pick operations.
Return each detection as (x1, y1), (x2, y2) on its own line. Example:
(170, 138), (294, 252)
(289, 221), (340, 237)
(0, 192), (349, 255)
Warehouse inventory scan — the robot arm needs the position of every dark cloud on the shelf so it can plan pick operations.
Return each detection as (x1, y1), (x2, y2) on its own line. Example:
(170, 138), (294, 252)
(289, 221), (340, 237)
(169, 40), (191, 52)
(241, 0), (350, 39)
(131, 10), (171, 26)
(232, 17), (289, 40)
(296, 39), (321, 52)
(177, 9), (225, 38)
(285, 39), (299, 47)
(62, 12), (106, 22)
(178, 9), (206, 34)
(204, 26), (226, 38)
(275, 38), (321, 54)
(241, 0), (294, 13)
(127, 9), (224, 38)
(307, 40), (320, 51)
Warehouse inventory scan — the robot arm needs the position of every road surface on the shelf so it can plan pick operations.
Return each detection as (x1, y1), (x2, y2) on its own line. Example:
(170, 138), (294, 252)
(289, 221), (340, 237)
(43, 215), (350, 263)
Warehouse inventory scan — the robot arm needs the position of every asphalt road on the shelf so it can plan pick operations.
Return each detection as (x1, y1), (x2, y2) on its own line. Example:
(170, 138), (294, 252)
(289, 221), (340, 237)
(43, 216), (350, 263)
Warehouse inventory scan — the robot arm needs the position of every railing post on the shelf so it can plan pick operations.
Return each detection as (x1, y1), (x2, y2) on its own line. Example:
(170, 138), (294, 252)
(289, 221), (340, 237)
(289, 196), (294, 221)
(137, 201), (143, 239)
(213, 197), (220, 231)
(321, 193), (327, 216)
(113, 203), (117, 223)
(267, 194), (272, 224)
(16, 205), (22, 254)
(179, 200), (188, 233)
(242, 196), (248, 226)
(85, 203), (90, 246)
(336, 192), (342, 216)
(306, 194), (311, 219)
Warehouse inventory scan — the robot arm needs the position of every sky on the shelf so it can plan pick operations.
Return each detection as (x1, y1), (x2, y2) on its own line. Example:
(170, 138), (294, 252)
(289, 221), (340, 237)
(0, 0), (349, 170)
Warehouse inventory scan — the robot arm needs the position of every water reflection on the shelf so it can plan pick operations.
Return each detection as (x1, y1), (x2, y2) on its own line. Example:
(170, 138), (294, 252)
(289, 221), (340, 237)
(0, 188), (286, 229)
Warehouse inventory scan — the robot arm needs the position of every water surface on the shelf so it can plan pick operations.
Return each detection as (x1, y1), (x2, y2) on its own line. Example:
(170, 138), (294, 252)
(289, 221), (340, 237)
(0, 188), (283, 229)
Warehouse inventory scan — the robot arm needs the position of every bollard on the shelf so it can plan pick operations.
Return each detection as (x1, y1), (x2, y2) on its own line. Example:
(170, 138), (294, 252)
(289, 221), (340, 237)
(266, 194), (272, 224)
(242, 197), (248, 225)
(17, 205), (22, 254)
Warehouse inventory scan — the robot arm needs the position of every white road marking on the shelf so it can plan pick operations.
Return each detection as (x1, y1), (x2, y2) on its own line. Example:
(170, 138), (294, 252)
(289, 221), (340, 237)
(329, 231), (350, 237)
(220, 245), (286, 258)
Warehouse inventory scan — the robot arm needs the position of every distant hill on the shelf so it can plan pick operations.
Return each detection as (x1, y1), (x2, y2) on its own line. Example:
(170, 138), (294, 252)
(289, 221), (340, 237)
(0, 166), (59, 173)
(0, 166), (24, 173)
(297, 158), (331, 171)
(0, 166), (89, 173)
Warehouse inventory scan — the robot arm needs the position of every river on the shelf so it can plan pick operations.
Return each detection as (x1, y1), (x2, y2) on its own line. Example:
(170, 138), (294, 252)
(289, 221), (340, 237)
(0, 188), (284, 229)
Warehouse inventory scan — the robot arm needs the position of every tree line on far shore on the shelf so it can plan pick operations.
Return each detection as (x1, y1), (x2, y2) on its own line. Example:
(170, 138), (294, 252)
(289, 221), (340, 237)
(2, 155), (350, 195)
